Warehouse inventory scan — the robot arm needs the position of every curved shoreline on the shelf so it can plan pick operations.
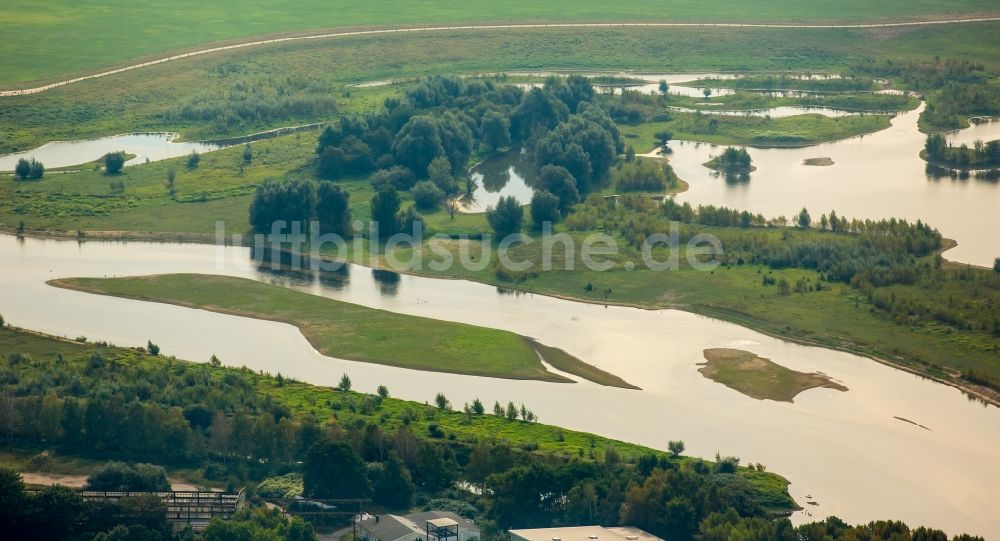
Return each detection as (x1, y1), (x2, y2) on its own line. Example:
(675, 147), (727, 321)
(4, 228), (996, 407)
(3, 17), (1000, 97)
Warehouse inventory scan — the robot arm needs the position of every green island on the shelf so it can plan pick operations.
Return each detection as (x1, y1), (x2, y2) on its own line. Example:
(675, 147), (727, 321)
(49, 273), (633, 388)
(699, 348), (848, 402)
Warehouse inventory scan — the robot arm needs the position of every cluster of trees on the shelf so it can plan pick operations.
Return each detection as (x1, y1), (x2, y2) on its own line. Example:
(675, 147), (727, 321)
(13, 158), (44, 180)
(168, 76), (339, 133)
(710, 147), (753, 174)
(248, 178), (351, 236)
(925, 134), (1000, 168)
(84, 462), (170, 492)
(614, 159), (679, 192)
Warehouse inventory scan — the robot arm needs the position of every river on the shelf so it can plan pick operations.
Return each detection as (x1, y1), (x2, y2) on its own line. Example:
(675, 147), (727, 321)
(1, 234), (998, 537)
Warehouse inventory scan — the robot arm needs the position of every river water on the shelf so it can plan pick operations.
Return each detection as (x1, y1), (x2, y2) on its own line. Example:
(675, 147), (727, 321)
(1, 235), (998, 537)
(0, 133), (222, 171)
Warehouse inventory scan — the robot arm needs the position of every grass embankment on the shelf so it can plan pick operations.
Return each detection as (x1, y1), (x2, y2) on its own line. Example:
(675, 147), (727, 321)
(0, 327), (795, 513)
(48, 273), (633, 388)
(3, 0), (998, 86)
(699, 348), (848, 402)
(3, 22), (998, 152)
(629, 113), (892, 148)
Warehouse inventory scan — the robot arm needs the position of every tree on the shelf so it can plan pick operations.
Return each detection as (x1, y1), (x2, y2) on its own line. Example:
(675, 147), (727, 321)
(505, 401), (518, 421)
(85, 462), (170, 492)
(668, 440), (685, 457)
(924, 133), (947, 158)
(303, 440), (370, 498)
(105, 152), (126, 174)
(373, 454), (414, 509)
(146, 341), (160, 356)
(377, 385), (390, 398)
(797, 207), (812, 228)
(412, 180), (445, 210)
(315, 182), (351, 237)
(480, 111), (511, 152)
(27, 159), (44, 179)
(166, 167), (176, 194)
(427, 155), (457, 194)
(654, 131), (673, 146)
(248, 178), (316, 234)
(369, 185), (401, 240)
(487, 196), (523, 240)
(471, 398), (485, 415)
(994, 257), (1000, 274)
(530, 190), (561, 229)
(434, 392), (450, 411)
(243, 144), (253, 164)
(493, 401), (504, 417)
(187, 150), (201, 169)
(658, 80), (669, 95)
(317, 146), (346, 179)
(338, 373), (352, 392)
(393, 115), (446, 178)
(14, 158), (31, 180)
(538, 165), (580, 214)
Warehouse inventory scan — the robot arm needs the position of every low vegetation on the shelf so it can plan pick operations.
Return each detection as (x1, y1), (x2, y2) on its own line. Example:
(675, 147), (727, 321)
(699, 348), (848, 402)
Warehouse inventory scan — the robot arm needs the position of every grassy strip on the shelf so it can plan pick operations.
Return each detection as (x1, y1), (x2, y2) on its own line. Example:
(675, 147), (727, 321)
(3, 0), (998, 85)
(49, 273), (576, 383)
(47, 273), (634, 388)
(699, 348), (848, 402)
(530, 340), (640, 390)
(0, 326), (797, 514)
(625, 112), (892, 148)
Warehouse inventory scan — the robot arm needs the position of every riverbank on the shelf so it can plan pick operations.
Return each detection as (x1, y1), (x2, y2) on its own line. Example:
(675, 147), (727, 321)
(48, 273), (634, 388)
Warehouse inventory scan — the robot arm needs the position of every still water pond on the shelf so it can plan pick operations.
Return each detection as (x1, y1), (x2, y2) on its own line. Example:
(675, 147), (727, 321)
(0, 133), (223, 171)
(1, 235), (998, 537)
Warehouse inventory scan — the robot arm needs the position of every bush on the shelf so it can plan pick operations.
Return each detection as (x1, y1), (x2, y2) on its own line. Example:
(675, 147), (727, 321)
(187, 151), (201, 169)
(412, 180), (445, 209)
(85, 462), (170, 492)
(257, 473), (304, 499)
(370, 166), (417, 191)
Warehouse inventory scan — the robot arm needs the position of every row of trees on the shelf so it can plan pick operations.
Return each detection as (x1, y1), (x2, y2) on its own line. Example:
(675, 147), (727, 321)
(925, 134), (1000, 167)
(248, 179), (351, 236)
(13, 158), (44, 180)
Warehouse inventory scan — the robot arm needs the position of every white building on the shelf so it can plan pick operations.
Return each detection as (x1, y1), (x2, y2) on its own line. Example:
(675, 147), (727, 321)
(358, 511), (479, 541)
(510, 526), (663, 541)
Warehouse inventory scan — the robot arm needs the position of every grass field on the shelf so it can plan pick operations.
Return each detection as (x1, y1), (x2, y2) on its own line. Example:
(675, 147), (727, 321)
(3, 22), (999, 153)
(699, 348), (848, 402)
(2, 1), (998, 86)
(49, 273), (634, 388)
(0, 326), (796, 513)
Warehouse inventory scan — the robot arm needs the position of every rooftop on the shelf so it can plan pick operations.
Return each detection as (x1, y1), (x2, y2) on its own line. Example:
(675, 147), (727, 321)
(509, 526), (663, 541)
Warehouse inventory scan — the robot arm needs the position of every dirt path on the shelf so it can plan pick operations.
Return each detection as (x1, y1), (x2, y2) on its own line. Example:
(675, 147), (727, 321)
(20, 472), (202, 491)
(2, 17), (998, 97)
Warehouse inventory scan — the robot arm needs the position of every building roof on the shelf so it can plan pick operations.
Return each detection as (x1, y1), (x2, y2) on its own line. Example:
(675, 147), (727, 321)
(358, 511), (478, 541)
(509, 526), (662, 541)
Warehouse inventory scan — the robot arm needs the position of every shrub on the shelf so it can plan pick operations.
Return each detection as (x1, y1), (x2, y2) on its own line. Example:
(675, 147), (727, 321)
(412, 180), (445, 209)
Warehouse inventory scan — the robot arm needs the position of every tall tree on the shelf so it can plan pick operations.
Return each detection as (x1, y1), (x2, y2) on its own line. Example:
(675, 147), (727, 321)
(302, 440), (370, 499)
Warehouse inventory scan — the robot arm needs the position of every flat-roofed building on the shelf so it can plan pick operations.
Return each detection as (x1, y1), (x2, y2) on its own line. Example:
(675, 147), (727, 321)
(357, 511), (479, 541)
(510, 526), (663, 541)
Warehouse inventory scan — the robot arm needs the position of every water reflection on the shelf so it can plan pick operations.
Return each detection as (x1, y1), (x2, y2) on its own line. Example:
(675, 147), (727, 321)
(460, 151), (537, 212)
(371, 269), (401, 297)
